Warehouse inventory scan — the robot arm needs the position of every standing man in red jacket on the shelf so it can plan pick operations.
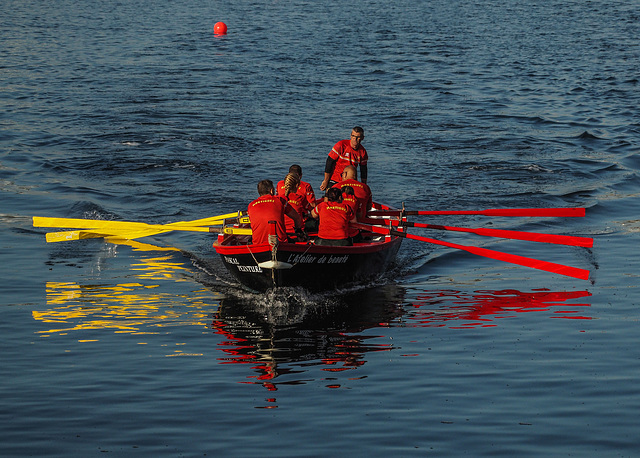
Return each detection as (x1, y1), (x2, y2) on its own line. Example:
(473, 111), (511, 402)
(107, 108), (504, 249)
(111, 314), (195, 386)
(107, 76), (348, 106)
(320, 127), (368, 191)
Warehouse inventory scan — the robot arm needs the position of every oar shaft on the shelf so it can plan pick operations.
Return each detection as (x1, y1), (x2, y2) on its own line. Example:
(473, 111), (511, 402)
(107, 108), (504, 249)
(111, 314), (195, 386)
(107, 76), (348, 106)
(391, 221), (594, 247)
(34, 217), (219, 231)
(368, 208), (586, 218)
(173, 212), (245, 226)
(33, 213), (248, 230)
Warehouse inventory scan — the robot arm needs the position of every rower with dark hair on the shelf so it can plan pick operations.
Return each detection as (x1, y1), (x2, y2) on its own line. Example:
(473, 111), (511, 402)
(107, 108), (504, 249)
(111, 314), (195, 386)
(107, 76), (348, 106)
(247, 179), (303, 245)
(339, 186), (363, 244)
(311, 187), (356, 246)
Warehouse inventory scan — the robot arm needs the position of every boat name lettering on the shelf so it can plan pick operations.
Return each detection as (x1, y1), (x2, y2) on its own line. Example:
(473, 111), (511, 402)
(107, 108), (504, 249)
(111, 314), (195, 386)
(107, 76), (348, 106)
(327, 254), (349, 264)
(284, 254), (349, 264)
(316, 254), (349, 264)
(224, 256), (239, 265)
(237, 265), (262, 273)
(286, 254), (317, 264)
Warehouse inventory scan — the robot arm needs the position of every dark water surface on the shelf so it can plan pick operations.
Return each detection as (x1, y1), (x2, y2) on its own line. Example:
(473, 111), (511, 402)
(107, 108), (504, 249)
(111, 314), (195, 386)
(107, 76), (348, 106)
(2, 0), (640, 455)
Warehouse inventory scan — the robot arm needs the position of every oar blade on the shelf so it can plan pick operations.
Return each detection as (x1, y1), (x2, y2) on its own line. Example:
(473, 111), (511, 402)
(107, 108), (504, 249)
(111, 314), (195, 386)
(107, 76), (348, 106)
(368, 207), (587, 218)
(452, 238), (591, 280)
(45, 230), (106, 243)
(34, 216), (121, 229)
(411, 208), (587, 217)
(33, 213), (245, 230)
(406, 232), (591, 280)
(473, 227), (593, 247)
(35, 217), (169, 232)
(44, 224), (225, 243)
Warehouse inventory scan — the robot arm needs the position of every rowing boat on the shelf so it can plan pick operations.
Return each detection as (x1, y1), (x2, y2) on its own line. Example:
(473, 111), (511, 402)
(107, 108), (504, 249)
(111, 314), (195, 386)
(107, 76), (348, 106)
(213, 203), (404, 292)
(34, 204), (592, 284)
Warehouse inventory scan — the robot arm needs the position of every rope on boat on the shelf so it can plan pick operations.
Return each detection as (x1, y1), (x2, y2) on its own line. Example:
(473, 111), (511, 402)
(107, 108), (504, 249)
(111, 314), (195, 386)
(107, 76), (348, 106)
(268, 222), (278, 283)
(288, 241), (314, 267)
(246, 243), (261, 267)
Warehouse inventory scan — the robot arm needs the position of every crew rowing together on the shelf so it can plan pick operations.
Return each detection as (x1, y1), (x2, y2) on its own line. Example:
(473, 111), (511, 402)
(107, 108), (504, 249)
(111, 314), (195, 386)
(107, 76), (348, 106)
(247, 127), (371, 246)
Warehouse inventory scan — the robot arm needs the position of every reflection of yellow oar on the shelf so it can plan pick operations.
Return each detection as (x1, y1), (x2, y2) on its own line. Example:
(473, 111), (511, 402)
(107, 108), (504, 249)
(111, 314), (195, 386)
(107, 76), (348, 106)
(45, 225), (253, 243)
(104, 237), (182, 252)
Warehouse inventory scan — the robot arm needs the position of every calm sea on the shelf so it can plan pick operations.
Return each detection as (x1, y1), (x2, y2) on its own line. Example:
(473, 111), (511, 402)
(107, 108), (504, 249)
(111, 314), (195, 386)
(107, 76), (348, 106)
(2, 0), (639, 456)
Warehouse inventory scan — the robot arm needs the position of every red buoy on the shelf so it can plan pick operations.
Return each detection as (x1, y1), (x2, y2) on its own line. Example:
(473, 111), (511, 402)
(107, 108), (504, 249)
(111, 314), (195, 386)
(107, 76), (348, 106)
(214, 22), (227, 35)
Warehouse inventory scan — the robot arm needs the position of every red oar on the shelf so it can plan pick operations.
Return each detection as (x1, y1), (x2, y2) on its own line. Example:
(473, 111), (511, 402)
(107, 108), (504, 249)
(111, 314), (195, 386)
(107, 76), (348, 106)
(354, 223), (591, 280)
(382, 220), (594, 247)
(368, 207), (586, 218)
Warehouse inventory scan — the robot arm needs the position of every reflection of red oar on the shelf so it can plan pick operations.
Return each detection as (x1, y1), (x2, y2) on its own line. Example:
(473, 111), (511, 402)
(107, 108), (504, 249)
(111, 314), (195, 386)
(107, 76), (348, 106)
(381, 220), (593, 247)
(368, 207), (586, 217)
(353, 223), (591, 280)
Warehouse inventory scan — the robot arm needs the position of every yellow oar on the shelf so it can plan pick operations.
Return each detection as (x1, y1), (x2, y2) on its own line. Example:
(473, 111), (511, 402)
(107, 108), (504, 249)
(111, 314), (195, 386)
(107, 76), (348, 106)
(45, 225), (253, 243)
(33, 211), (245, 231)
(34, 212), (250, 242)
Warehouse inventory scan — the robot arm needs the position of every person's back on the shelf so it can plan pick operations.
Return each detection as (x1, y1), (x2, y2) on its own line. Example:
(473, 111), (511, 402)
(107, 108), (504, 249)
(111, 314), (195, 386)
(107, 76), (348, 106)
(311, 188), (356, 246)
(279, 172), (308, 233)
(247, 180), (289, 245)
(277, 164), (317, 209)
(333, 165), (372, 220)
(340, 186), (361, 240)
(341, 186), (358, 214)
(297, 180), (316, 208)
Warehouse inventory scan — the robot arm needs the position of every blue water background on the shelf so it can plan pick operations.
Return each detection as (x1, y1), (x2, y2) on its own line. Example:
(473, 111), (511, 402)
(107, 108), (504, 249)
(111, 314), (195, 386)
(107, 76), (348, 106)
(2, 0), (639, 455)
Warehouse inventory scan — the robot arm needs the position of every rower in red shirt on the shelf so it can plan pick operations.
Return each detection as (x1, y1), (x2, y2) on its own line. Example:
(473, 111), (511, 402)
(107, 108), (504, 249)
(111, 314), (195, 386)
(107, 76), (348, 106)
(247, 180), (302, 245)
(278, 172), (310, 234)
(311, 188), (356, 246)
(277, 164), (317, 209)
(320, 126), (368, 191)
(340, 186), (358, 215)
(339, 185), (362, 242)
(332, 165), (372, 220)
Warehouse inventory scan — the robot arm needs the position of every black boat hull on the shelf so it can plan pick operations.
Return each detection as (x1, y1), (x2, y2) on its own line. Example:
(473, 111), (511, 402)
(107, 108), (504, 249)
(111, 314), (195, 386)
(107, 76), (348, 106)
(215, 236), (402, 292)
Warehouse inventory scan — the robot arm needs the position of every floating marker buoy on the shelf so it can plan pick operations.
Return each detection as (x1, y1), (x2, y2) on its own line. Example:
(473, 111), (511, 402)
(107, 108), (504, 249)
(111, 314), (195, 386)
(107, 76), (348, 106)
(214, 22), (227, 35)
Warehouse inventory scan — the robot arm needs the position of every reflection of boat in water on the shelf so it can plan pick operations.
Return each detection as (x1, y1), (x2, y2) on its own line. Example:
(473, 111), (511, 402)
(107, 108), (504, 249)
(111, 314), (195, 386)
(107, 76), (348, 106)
(208, 286), (592, 395)
(213, 202), (403, 292)
(211, 284), (407, 390)
(403, 288), (593, 328)
(33, 238), (593, 403)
